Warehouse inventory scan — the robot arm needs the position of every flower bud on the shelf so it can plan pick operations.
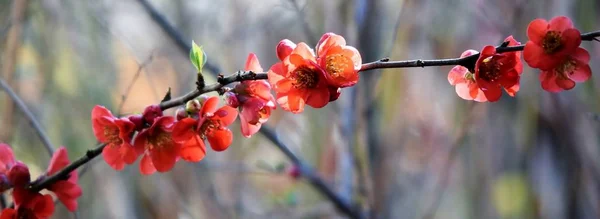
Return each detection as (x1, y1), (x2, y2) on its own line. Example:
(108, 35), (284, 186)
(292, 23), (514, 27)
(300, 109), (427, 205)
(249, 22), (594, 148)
(276, 39), (296, 61)
(7, 162), (30, 187)
(224, 91), (239, 108)
(127, 114), (144, 131)
(175, 107), (187, 121)
(185, 99), (201, 114)
(142, 104), (163, 125)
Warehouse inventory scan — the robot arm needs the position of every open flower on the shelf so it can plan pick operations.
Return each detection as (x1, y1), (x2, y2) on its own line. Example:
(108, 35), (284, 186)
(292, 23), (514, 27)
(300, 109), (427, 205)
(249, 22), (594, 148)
(228, 53), (276, 137)
(46, 147), (82, 212)
(539, 47), (591, 92)
(524, 16), (581, 70)
(0, 188), (54, 219)
(474, 38), (522, 102)
(173, 96), (238, 158)
(268, 42), (330, 113)
(134, 116), (181, 175)
(91, 105), (137, 170)
(316, 33), (362, 88)
(447, 49), (487, 102)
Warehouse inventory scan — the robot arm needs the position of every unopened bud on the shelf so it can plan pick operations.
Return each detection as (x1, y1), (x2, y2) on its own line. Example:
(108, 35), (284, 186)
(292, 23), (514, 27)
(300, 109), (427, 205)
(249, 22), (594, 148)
(175, 107), (187, 121)
(7, 162), (30, 187)
(142, 104), (163, 125)
(224, 91), (239, 108)
(127, 114), (144, 131)
(185, 99), (201, 114)
(276, 39), (296, 61)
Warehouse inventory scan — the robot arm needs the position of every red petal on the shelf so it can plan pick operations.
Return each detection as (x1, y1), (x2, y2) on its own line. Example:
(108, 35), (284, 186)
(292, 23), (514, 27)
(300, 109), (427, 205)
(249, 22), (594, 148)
(478, 80), (502, 102)
(0, 209), (16, 219)
(214, 106), (238, 126)
(139, 154), (156, 175)
(120, 143), (138, 164)
(207, 128), (233, 152)
(556, 77), (576, 90)
(540, 71), (563, 92)
(102, 145), (125, 171)
(241, 99), (264, 125)
(172, 118), (197, 143)
(200, 96), (219, 116)
(245, 80), (273, 102)
(277, 39), (297, 61)
(47, 147), (69, 175)
(245, 53), (263, 72)
(316, 33), (346, 56)
(549, 16), (574, 32)
(133, 130), (149, 155)
(180, 135), (206, 162)
(268, 62), (286, 87)
(0, 144), (15, 173)
(150, 143), (179, 172)
(32, 194), (55, 217)
(527, 19), (548, 44)
(306, 87), (330, 108)
(240, 114), (261, 138)
(292, 43), (316, 61)
(523, 42), (548, 69)
(559, 28), (582, 55)
(49, 181), (82, 212)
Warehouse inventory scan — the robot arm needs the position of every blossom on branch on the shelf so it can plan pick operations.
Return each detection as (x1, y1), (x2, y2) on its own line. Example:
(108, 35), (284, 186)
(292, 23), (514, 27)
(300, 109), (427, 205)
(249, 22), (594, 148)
(0, 188), (54, 219)
(316, 32), (362, 88)
(473, 36), (523, 102)
(46, 147), (82, 212)
(539, 47), (591, 92)
(134, 116), (181, 175)
(91, 105), (138, 171)
(173, 96), (238, 158)
(226, 53), (276, 137)
(447, 50), (488, 102)
(268, 42), (330, 113)
(524, 16), (581, 70)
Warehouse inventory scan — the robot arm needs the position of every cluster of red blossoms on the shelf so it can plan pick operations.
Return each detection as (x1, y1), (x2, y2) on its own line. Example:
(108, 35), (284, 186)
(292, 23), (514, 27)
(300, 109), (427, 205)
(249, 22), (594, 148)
(91, 33), (363, 175)
(0, 144), (81, 218)
(448, 16), (592, 102)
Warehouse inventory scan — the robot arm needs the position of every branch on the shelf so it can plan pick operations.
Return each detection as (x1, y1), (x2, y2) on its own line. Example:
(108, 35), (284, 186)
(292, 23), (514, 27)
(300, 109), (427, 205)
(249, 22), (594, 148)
(359, 30), (600, 72)
(0, 78), (55, 155)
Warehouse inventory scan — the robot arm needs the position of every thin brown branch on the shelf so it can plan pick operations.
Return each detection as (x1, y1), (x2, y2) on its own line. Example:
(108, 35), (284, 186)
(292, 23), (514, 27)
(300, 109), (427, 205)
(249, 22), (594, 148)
(0, 78), (55, 155)
(117, 55), (155, 115)
(359, 30), (600, 72)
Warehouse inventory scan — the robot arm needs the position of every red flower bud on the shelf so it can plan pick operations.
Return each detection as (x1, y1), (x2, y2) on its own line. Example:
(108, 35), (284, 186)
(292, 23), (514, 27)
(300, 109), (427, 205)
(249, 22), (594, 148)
(276, 39), (296, 61)
(287, 165), (301, 179)
(224, 91), (239, 108)
(127, 114), (144, 131)
(7, 162), (30, 187)
(142, 105), (163, 125)
(175, 107), (187, 121)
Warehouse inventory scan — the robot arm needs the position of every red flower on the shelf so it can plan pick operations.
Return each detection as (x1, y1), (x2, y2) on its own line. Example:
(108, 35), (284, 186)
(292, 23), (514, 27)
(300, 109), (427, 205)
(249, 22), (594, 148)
(0, 144), (15, 173)
(474, 38), (522, 102)
(268, 41), (330, 113)
(46, 147), (82, 212)
(539, 47), (591, 92)
(0, 188), (54, 219)
(448, 49), (488, 102)
(91, 105), (137, 170)
(230, 53), (276, 137)
(0, 144), (30, 190)
(524, 16), (581, 70)
(172, 96), (238, 159)
(134, 116), (181, 175)
(316, 33), (362, 88)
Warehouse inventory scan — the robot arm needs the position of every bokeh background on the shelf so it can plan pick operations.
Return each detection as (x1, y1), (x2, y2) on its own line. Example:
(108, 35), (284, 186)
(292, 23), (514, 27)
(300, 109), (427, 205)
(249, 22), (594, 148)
(1, 0), (599, 218)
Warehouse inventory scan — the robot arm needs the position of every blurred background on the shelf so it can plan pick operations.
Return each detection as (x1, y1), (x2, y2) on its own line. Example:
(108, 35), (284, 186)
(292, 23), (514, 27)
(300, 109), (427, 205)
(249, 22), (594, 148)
(0, 0), (599, 218)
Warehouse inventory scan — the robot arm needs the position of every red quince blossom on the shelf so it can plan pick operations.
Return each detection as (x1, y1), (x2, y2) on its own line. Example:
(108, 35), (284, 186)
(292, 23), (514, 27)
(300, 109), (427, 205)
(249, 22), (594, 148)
(448, 49), (488, 102)
(229, 53), (276, 137)
(0, 188), (54, 219)
(134, 116), (181, 175)
(46, 147), (82, 212)
(91, 105), (137, 171)
(277, 39), (296, 61)
(473, 37), (523, 102)
(172, 96), (238, 160)
(539, 47), (591, 92)
(268, 41), (330, 113)
(0, 144), (30, 190)
(524, 16), (581, 70)
(316, 32), (362, 88)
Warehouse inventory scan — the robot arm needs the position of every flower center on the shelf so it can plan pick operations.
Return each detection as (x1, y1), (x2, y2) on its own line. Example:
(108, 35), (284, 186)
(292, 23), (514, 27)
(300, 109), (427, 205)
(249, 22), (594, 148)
(103, 126), (122, 145)
(292, 66), (319, 89)
(199, 119), (221, 139)
(556, 58), (577, 78)
(478, 56), (502, 82)
(147, 131), (171, 150)
(258, 107), (269, 119)
(326, 54), (349, 77)
(464, 72), (475, 82)
(542, 31), (562, 54)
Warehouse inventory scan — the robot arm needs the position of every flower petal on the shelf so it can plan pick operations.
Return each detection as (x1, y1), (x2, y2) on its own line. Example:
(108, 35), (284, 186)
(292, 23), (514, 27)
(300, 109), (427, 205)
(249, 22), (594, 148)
(102, 145), (125, 171)
(527, 19), (549, 43)
(172, 118), (197, 143)
(207, 128), (233, 152)
(47, 147), (69, 175)
(549, 16), (574, 32)
(140, 154), (156, 175)
(180, 134), (206, 162)
(292, 42), (316, 61)
(245, 53), (263, 72)
(214, 106), (238, 126)
(150, 143), (179, 173)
